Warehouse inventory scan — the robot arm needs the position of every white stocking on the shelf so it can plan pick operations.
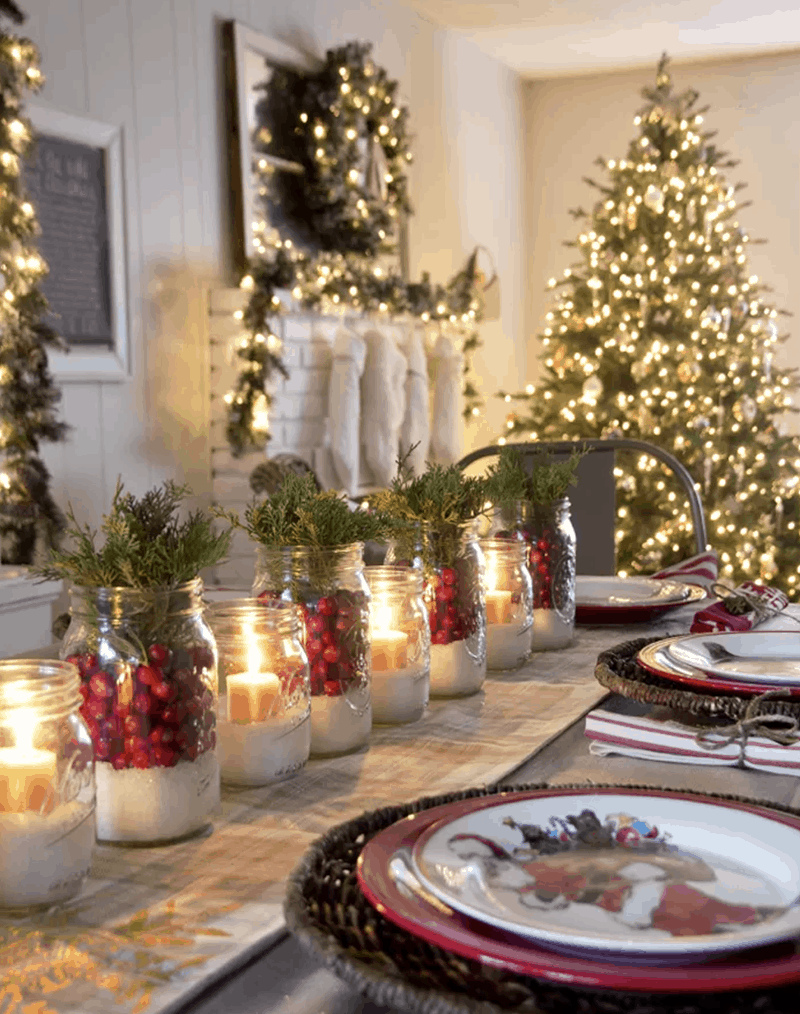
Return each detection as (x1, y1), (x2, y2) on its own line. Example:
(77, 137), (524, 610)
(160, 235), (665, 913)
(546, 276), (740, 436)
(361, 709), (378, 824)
(430, 331), (463, 464)
(400, 327), (430, 474)
(328, 326), (367, 497)
(360, 327), (407, 487)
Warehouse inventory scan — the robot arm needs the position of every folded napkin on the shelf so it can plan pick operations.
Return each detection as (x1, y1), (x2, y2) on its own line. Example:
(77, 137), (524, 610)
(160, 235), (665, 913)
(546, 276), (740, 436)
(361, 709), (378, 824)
(585, 705), (800, 776)
(653, 550), (719, 590)
(689, 581), (790, 634)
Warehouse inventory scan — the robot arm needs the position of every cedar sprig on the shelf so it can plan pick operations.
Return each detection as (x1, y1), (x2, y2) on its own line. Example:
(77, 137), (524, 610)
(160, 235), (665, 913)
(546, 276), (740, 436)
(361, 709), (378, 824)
(36, 481), (231, 589)
(215, 472), (392, 548)
(371, 459), (488, 526)
(484, 446), (586, 508)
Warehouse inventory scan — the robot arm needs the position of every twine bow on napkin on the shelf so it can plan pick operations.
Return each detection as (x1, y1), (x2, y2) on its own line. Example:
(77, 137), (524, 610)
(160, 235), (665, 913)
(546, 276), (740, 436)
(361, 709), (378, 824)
(689, 580), (792, 633)
(695, 690), (800, 765)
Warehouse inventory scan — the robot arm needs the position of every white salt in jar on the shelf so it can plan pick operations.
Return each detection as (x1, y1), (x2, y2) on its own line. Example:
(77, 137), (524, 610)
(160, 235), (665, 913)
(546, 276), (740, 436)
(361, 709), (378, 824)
(365, 566), (430, 724)
(0, 658), (95, 911)
(206, 599), (310, 785)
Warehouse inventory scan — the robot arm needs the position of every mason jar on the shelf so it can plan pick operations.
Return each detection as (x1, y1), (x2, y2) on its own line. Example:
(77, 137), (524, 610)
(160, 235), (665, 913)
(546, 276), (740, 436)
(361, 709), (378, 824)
(252, 543), (371, 756)
(387, 521), (486, 697)
(364, 566), (430, 724)
(0, 658), (95, 911)
(479, 538), (534, 672)
(493, 498), (576, 650)
(61, 579), (220, 845)
(205, 599), (310, 785)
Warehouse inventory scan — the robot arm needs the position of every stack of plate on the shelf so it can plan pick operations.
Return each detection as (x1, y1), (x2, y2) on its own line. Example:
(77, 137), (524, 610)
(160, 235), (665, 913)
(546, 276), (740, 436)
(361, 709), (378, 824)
(356, 787), (800, 993)
(638, 631), (800, 696)
(576, 576), (705, 624)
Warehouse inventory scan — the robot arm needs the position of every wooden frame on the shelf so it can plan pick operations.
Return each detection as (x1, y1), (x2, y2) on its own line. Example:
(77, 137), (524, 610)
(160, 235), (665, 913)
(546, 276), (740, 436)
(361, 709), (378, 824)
(25, 105), (129, 382)
(224, 21), (319, 268)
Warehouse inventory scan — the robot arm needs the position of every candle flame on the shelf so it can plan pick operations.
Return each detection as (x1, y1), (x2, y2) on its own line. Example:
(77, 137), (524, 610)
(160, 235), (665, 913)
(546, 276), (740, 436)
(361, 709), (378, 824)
(12, 707), (38, 751)
(373, 602), (392, 634)
(244, 622), (262, 674)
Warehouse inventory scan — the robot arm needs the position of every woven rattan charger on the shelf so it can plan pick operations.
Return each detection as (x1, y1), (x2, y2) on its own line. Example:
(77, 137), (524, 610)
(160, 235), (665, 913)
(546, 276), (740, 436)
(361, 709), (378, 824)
(594, 635), (800, 723)
(284, 780), (800, 1014)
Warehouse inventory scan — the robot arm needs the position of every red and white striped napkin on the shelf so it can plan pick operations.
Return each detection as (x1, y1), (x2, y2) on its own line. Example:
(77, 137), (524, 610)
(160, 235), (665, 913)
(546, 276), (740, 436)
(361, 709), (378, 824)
(689, 581), (790, 634)
(585, 707), (800, 775)
(653, 550), (719, 590)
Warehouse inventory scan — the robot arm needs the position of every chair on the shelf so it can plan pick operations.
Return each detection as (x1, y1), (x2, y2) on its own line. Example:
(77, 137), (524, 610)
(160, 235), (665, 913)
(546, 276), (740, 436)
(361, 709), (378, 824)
(457, 438), (708, 576)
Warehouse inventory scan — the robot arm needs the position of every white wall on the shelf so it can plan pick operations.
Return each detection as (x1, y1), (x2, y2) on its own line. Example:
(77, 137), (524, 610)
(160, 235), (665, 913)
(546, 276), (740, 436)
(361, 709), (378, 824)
(18, 0), (526, 533)
(524, 51), (800, 412)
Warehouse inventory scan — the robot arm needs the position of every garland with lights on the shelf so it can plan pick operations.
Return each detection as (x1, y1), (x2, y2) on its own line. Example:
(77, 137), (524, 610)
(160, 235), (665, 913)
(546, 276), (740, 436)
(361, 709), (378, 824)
(225, 41), (485, 458)
(0, 1), (67, 564)
(498, 54), (800, 594)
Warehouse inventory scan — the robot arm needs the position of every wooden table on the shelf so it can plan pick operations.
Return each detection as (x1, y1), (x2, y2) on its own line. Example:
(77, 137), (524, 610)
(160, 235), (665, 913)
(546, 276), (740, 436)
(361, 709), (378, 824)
(170, 610), (800, 1014)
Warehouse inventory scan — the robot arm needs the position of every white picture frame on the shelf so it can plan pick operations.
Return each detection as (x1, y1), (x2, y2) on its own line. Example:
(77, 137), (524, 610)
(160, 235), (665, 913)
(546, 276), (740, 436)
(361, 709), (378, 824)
(25, 105), (129, 382)
(224, 21), (319, 266)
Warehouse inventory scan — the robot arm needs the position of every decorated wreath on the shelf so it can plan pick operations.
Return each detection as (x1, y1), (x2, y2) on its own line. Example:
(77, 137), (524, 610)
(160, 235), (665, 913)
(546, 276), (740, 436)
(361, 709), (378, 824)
(225, 40), (485, 458)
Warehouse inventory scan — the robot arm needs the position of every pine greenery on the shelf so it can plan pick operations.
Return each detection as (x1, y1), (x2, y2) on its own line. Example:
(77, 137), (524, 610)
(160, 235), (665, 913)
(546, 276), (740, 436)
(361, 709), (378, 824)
(36, 482), (230, 589)
(483, 447), (585, 508)
(370, 460), (487, 527)
(216, 471), (392, 548)
(500, 55), (800, 592)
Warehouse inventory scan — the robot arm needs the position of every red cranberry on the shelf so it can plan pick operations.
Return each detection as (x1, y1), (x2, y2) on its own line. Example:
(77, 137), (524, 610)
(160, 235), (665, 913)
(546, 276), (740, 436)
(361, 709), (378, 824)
(149, 726), (174, 745)
(436, 585), (456, 602)
(132, 750), (151, 769)
(306, 637), (323, 658)
(309, 677), (325, 696)
(90, 672), (114, 698)
(317, 596), (337, 616)
(78, 653), (99, 676)
(136, 664), (159, 687)
(111, 754), (129, 770)
(441, 567), (457, 585)
(432, 630), (449, 645)
(123, 715), (143, 737)
(321, 630), (336, 646)
(311, 660), (328, 680)
(112, 701), (130, 718)
(148, 643), (170, 666)
(94, 739), (112, 760)
(86, 698), (109, 721)
(160, 705), (179, 724)
(306, 614), (325, 634)
(133, 692), (153, 714)
(322, 645), (340, 664)
(78, 684), (91, 703)
(153, 681), (175, 701)
(152, 744), (177, 767)
(323, 679), (342, 696)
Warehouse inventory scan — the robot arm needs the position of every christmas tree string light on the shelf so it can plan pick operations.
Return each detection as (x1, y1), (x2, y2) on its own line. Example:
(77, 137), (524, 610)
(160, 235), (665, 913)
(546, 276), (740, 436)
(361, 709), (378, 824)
(224, 42), (485, 458)
(498, 54), (800, 594)
(0, 0), (66, 564)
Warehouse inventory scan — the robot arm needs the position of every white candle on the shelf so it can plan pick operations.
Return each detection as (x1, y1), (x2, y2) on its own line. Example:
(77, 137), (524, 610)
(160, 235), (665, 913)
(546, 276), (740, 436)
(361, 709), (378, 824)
(485, 589), (513, 625)
(227, 671), (281, 723)
(429, 640), (486, 697)
(486, 622), (533, 671)
(0, 744), (57, 813)
(371, 665), (429, 724)
(531, 608), (574, 650)
(371, 629), (409, 672)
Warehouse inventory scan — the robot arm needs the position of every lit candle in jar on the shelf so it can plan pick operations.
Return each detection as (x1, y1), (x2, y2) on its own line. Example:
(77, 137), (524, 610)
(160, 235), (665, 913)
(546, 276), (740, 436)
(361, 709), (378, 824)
(370, 603), (409, 672)
(0, 710), (56, 814)
(485, 589), (513, 625)
(226, 627), (280, 723)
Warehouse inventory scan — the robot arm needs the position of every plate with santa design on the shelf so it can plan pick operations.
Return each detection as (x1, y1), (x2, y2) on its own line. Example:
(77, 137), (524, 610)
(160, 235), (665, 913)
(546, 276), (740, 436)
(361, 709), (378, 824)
(408, 789), (800, 960)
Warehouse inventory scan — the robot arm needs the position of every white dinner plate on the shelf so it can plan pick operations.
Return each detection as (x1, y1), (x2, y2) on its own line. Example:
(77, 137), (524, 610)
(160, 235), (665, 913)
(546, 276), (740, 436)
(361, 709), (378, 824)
(409, 790), (800, 960)
(668, 631), (800, 685)
(576, 576), (691, 606)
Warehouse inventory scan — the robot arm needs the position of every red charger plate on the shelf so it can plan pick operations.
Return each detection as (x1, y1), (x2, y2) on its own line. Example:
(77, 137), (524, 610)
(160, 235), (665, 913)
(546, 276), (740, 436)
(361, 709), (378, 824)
(576, 583), (706, 625)
(356, 786), (800, 993)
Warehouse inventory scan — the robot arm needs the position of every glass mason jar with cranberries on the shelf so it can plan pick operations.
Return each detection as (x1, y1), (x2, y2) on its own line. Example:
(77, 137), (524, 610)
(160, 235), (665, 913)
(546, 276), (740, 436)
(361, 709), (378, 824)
(387, 521), (486, 697)
(252, 543), (372, 756)
(488, 498), (576, 650)
(61, 579), (220, 845)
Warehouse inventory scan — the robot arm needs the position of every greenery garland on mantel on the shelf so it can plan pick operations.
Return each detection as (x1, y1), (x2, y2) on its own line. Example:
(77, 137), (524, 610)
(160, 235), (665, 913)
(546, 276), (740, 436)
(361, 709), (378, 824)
(225, 41), (485, 458)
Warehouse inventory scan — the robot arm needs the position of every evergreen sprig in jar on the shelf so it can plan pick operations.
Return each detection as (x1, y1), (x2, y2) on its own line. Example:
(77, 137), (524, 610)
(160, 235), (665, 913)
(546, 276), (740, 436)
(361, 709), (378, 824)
(0, 659), (95, 911)
(62, 580), (220, 844)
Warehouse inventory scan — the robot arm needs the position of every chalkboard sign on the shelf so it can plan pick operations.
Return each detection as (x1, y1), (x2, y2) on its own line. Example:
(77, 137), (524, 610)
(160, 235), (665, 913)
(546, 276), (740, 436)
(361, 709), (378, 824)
(24, 132), (113, 347)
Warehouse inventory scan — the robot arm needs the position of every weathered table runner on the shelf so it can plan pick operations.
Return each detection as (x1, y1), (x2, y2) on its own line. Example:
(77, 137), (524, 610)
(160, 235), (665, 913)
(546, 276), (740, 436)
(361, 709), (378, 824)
(0, 613), (694, 1014)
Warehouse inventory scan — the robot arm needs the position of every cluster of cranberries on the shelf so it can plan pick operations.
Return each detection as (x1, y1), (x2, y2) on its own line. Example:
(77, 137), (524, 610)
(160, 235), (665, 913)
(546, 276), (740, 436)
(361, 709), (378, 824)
(425, 565), (480, 646)
(519, 526), (555, 609)
(258, 590), (368, 698)
(68, 643), (216, 771)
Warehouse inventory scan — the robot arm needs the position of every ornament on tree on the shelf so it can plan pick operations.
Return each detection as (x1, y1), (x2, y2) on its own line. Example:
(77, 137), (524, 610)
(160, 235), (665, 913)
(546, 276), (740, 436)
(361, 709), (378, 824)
(720, 306), (732, 333)
(732, 395), (757, 424)
(691, 416), (711, 430)
(700, 305), (722, 329)
(765, 319), (779, 342)
(644, 185), (665, 213)
(582, 375), (603, 403)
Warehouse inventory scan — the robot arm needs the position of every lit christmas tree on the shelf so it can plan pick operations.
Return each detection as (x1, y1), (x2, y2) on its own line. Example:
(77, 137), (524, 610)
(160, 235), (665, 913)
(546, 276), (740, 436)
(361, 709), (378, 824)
(0, 0), (66, 564)
(502, 55), (800, 594)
